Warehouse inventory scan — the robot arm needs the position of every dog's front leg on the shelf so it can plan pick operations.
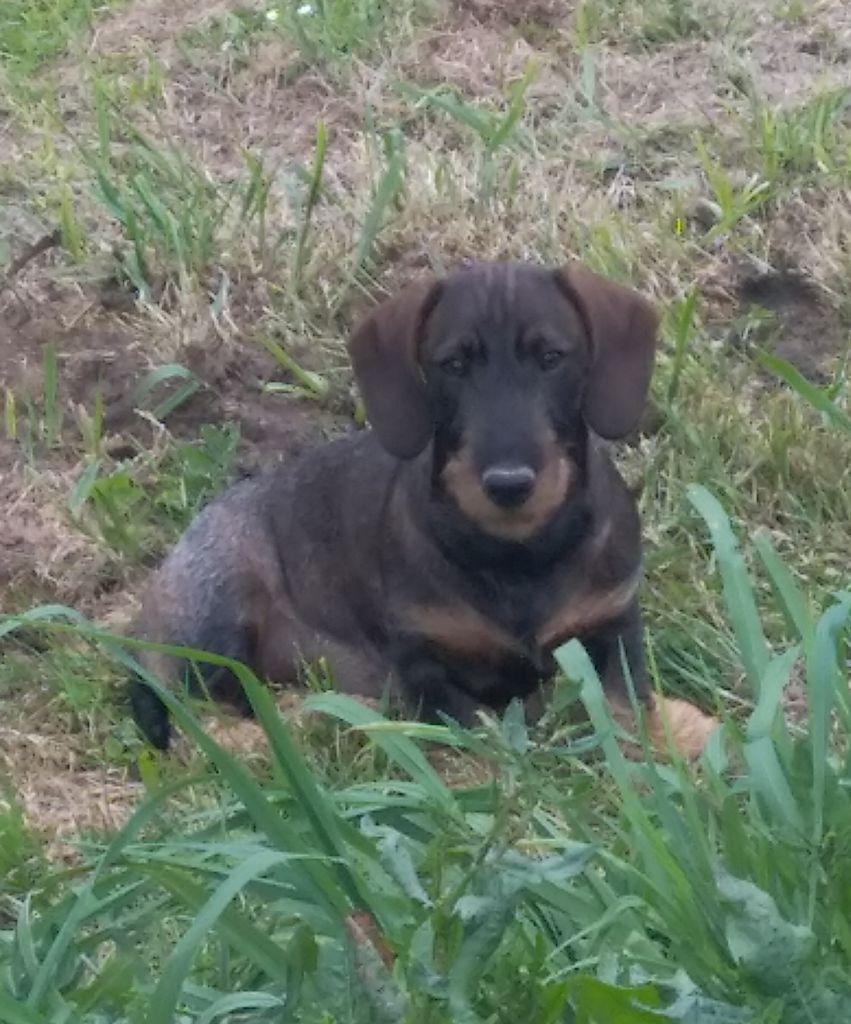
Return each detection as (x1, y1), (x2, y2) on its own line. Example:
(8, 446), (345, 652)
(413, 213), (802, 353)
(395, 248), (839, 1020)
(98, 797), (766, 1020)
(580, 600), (650, 708)
(391, 639), (488, 727)
(581, 602), (717, 758)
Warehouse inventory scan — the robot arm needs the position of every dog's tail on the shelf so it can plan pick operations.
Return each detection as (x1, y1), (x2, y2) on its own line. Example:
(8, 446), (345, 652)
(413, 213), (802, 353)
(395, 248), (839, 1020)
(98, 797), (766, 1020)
(129, 678), (171, 750)
(128, 638), (257, 751)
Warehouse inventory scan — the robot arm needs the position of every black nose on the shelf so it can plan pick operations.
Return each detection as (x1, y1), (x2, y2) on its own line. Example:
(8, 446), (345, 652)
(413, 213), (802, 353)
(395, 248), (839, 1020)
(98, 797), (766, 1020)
(481, 464), (536, 508)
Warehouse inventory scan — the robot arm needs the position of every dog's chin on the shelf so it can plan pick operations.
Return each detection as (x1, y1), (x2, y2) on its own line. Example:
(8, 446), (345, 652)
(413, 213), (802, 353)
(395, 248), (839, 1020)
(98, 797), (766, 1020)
(442, 452), (573, 543)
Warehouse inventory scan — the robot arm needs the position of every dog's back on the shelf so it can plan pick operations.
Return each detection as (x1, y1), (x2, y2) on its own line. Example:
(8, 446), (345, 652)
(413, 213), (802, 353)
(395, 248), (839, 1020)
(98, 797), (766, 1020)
(130, 432), (399, 747)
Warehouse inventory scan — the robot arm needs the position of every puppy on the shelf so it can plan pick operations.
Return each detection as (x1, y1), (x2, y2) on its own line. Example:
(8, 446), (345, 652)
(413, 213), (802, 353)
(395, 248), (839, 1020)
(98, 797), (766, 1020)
(129, 261), (715, 756)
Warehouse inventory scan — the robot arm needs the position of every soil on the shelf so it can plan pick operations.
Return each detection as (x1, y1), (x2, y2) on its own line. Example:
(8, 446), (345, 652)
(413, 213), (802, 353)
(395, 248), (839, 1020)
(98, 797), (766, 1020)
(0, 254), (348, 615)
(737, 268), (848, 381)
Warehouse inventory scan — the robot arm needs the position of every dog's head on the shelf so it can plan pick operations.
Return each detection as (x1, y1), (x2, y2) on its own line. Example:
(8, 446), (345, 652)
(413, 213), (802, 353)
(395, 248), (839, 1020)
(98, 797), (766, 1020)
(348, 261), (658, 540)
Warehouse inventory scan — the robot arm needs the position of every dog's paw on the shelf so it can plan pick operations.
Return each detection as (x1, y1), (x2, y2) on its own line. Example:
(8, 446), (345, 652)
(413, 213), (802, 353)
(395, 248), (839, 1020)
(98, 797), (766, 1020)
(646, 695), (718, 761)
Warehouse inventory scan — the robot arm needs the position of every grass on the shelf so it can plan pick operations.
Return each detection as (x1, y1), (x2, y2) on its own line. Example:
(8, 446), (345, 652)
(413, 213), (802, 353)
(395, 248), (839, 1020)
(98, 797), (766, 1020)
(0, 0), (122, 76)
(1, 0), (851, 1020)
(2, 498), (851, 1020)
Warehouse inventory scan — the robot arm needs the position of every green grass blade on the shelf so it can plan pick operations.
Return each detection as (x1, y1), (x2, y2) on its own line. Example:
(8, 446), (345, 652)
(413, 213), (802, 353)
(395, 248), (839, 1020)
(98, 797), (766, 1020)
(292, 120), (327, 289)
(806, 593), (851, 846)
(488, 59), (537, 151)
(744, 648), (804, 832)
(756, 350), (851, 434)
(145, 850), (296, 1023)
(688, 485), (770, 697)
(753, 529), (814, 643)
(347, 129), (406, 283)
(41, 342), (59, 446)
(747, 648), (799, 740)
(0, 993), (50, 1024)
(234, 675), (372, 912)
(397, 81), (493, 137)
(196, 992), (286, 1024)
(132, 363), (201, 420)
(303, 692), (458, 816)
(665, 286), (698, 406)
(24, 774), (197, 1010)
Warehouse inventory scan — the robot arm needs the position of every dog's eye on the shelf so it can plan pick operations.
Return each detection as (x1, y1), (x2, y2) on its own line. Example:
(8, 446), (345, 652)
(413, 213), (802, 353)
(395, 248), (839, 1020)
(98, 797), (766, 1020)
(441, 355), (468, 377)
(539, 349), (565, 371)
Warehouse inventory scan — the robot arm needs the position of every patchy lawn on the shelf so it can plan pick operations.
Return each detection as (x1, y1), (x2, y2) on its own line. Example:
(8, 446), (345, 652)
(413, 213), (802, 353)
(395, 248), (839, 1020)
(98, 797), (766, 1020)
(1, 0), (850, 1019)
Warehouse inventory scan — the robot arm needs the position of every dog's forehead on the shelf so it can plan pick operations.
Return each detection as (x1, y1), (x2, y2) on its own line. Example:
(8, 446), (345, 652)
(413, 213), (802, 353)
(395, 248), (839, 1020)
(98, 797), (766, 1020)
(431, 262), (579, 331)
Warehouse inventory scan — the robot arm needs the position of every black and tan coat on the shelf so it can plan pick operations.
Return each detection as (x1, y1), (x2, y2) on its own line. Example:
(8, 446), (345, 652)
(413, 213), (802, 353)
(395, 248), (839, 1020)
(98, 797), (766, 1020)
(130, 261), (716, 756)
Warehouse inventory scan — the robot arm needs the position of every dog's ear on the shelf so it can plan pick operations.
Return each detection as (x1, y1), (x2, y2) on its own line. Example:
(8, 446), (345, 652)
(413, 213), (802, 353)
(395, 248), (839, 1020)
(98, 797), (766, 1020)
(347, 276), (441, 459)
(555, 263), (658, 440)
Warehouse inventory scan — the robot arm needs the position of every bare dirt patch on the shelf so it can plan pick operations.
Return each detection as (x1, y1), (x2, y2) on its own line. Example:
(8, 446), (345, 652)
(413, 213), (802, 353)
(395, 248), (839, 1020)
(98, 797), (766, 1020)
(0, 446), (112, 610)
(451, 0), (568, 30)
(696, 248), (849, 381)
(163, 47), (360, 181)
(0, 253), (347, 617)
(737, 268), (848, 380)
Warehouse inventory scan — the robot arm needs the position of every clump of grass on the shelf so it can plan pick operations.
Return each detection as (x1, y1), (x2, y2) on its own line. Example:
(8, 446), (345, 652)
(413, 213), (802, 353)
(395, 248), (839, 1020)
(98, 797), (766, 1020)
(283, 0), (418, 65)
(5, 343), (64, 458)
(398, 60), (538, 205)
(694, 134), (774, 238)
(0, 0), (120, 76)
(575, 0), (708, 47)
(70, 423), (239, 561)
(748, 87), (851, 185)
(87, 102), (240, 297)
(0, 797), (49, 914)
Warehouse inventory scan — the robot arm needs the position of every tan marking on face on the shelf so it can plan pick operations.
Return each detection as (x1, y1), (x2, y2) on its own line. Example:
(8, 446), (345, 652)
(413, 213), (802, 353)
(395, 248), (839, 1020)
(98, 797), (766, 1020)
(609, 694), (718, 762)
(403, 604), (521, 661)
(442, 442), (574, 542)
(536, 571), (640, 650)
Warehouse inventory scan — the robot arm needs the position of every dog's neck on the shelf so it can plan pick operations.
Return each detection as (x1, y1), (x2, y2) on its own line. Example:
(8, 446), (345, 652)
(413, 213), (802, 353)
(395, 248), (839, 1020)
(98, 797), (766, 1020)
(402, 434), (596, 577)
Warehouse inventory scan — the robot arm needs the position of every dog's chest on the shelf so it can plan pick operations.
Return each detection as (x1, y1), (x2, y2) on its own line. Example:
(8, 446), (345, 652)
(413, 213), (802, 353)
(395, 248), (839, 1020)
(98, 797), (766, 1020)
(483, 568), (614, 663)
(397, 559), (630, 673)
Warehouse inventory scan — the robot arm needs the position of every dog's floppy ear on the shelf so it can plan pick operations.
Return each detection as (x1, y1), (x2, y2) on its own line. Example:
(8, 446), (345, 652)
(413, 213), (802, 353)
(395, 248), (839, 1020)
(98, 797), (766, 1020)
(555, 262), (658, 440)
(347, 276), (441, 459)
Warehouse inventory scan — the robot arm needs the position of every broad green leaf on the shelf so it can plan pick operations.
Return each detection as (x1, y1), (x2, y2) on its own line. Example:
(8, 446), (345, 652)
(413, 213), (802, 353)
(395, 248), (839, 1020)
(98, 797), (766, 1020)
(716, 870), (815, 993)
(753, 529), (813, 644)
(806, 593), (851, 844)
(688, 485), (770, 696)
(567, 975), (666, 1023)
(361, 820), (432, 907)
(448, 896), (518, 1024)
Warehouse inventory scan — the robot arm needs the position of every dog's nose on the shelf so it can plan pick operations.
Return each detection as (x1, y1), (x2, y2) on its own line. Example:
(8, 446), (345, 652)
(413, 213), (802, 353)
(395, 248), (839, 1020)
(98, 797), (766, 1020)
(481, 464), (536, 508)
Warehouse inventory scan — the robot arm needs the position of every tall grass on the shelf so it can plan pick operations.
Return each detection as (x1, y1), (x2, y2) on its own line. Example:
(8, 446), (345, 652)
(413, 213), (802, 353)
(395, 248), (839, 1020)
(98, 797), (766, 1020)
(1, 487), (849, 1022)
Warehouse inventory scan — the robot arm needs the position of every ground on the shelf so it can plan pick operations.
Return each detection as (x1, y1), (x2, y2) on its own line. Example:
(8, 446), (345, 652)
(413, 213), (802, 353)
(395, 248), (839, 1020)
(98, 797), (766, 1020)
(1, 0), (850, 859)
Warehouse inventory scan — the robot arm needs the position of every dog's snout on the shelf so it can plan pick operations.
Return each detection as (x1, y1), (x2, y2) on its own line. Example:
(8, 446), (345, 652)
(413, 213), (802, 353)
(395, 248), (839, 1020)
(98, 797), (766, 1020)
(481, 464), (536, 508)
